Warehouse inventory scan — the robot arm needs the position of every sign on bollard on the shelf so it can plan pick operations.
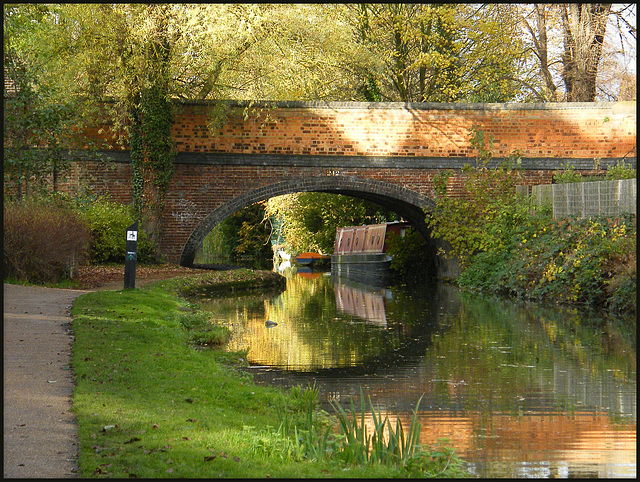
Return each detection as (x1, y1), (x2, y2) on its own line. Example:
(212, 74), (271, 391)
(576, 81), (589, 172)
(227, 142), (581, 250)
(124, 221), (138, 289)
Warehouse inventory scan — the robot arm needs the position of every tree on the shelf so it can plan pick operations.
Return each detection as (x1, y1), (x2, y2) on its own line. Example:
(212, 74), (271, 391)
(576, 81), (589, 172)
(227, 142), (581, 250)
(6, 4), (180, 257)
(168, 4), (375, 102)
(346, 4), (529, 102)
(4, 4), (377, 252)
(127, 5), (176, 256)
(425, 129), (534, 268)
(561, 3), (612, 102)
(594, 4), (636, 100)
(265, 193), (398, 255)
(518, 4), (563, 101)
(59, 4), (177, 257)
(233, 203), (273, 265)
(3, 4), (75, 199)
(519, 3), (636, 102)
(199, 202), (272, 267)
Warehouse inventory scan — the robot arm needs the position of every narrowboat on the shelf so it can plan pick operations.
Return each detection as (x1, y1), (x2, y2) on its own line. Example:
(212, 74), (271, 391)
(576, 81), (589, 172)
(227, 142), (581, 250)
(331, 221), (411, 285)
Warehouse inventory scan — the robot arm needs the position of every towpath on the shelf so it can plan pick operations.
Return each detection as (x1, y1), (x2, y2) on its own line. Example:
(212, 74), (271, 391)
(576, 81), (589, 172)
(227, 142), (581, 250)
(3, 266), (211, 477)
(3, 283), (87, 478)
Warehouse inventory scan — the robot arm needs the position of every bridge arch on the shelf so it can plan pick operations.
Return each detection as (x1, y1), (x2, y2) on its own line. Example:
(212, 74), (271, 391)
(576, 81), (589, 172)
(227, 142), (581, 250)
(179, 175), (438, 267)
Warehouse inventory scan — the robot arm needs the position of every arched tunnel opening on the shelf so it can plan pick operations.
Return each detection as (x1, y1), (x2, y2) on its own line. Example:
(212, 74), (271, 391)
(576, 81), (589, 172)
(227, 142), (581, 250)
(180, 177), (454, 280)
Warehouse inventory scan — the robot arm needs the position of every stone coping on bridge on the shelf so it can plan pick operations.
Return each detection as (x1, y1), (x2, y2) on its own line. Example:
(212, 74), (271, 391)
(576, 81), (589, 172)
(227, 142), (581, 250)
(59, 149), (636, 171)
(172, 99), (636, 113)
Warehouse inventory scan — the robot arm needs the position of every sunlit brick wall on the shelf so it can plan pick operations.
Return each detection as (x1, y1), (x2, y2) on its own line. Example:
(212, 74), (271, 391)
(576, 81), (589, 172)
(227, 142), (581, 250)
(170, 101), (636, 160)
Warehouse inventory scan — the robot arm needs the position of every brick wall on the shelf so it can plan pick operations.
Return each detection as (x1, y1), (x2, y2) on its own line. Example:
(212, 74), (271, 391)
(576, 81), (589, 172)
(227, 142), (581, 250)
(169, 101), (636, 159)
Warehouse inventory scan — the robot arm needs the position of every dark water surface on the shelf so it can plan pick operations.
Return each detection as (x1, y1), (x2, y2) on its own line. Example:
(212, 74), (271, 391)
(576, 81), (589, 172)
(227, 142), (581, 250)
(198, 273), (636, 478)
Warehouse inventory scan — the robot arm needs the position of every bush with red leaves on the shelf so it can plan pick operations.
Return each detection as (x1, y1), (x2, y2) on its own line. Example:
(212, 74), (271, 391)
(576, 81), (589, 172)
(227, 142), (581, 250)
(4, 202), (90, 283)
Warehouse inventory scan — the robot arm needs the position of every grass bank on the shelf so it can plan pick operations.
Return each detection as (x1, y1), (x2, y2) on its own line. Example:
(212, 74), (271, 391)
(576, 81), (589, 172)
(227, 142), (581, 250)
(71, 269), (466, 478)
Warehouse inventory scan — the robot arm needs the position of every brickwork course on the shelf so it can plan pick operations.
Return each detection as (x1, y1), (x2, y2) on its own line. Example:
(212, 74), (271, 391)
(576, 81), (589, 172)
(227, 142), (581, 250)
(54, 101), (636, 264)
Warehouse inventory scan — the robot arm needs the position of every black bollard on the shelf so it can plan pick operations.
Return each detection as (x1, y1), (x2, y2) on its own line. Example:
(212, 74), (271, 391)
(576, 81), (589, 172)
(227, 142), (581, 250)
(124, 221), (138, 290)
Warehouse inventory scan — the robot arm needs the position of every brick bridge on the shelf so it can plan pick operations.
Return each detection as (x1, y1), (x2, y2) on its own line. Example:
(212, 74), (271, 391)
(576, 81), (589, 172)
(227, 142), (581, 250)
(65, 100), (636, 274)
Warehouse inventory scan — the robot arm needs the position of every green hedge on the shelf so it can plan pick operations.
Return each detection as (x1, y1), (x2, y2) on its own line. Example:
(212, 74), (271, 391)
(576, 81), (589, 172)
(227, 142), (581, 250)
(81, 199), (155, 264)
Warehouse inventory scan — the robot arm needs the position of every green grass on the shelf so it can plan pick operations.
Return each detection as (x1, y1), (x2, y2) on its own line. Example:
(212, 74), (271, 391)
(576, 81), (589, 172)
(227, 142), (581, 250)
(70, 272), (466, 477)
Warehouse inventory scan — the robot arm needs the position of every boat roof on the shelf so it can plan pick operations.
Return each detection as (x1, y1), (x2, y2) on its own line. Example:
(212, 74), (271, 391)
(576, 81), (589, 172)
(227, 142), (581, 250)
(336, 221), (411, 231)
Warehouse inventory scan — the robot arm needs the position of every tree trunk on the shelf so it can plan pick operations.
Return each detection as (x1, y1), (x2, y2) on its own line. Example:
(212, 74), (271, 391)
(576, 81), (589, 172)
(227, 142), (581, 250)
(532, 4), (559, 101)
(129, 5), (175, 262)
(561, 3), (612, 102)
(140, 160), (164, 257)
(392, 27), (409, 102)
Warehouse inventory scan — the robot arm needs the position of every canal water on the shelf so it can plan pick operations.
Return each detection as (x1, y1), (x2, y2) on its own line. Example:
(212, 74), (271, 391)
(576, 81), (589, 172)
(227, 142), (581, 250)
(198, 272), (636, 478)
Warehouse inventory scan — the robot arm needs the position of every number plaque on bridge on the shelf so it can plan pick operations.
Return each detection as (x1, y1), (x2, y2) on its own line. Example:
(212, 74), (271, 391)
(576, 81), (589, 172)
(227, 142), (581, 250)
(124, 221), (138, 290)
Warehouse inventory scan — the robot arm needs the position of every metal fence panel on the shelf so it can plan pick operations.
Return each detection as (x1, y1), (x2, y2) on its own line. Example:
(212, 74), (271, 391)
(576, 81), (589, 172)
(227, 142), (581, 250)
(530, 179), (636, 218)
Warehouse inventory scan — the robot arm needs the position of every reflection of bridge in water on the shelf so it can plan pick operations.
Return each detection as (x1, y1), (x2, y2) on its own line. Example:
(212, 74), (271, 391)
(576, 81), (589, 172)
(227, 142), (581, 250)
(333, 279), (392, 328)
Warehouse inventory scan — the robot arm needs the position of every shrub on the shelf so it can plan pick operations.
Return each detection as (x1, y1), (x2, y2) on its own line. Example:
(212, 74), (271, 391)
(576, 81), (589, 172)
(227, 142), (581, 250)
(553, 163), (588, 183)
(430, 128), (636, 314)
(81, 198), (155, 264)
(605, 160), (636, 180)
(459, 214), (637, 314)
(427, 162), (537, 268)
(553, 160), (636, 184)
(3, 201), (90, 283)
(426, 127), (540, 268)
(386, 229), (433, 282)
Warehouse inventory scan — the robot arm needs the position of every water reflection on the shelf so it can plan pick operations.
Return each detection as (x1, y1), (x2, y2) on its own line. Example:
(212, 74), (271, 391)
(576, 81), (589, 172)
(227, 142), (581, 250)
(200, 273), (439, 372)
(198, 273), (636, 478)
(334, 278), (391, 328)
